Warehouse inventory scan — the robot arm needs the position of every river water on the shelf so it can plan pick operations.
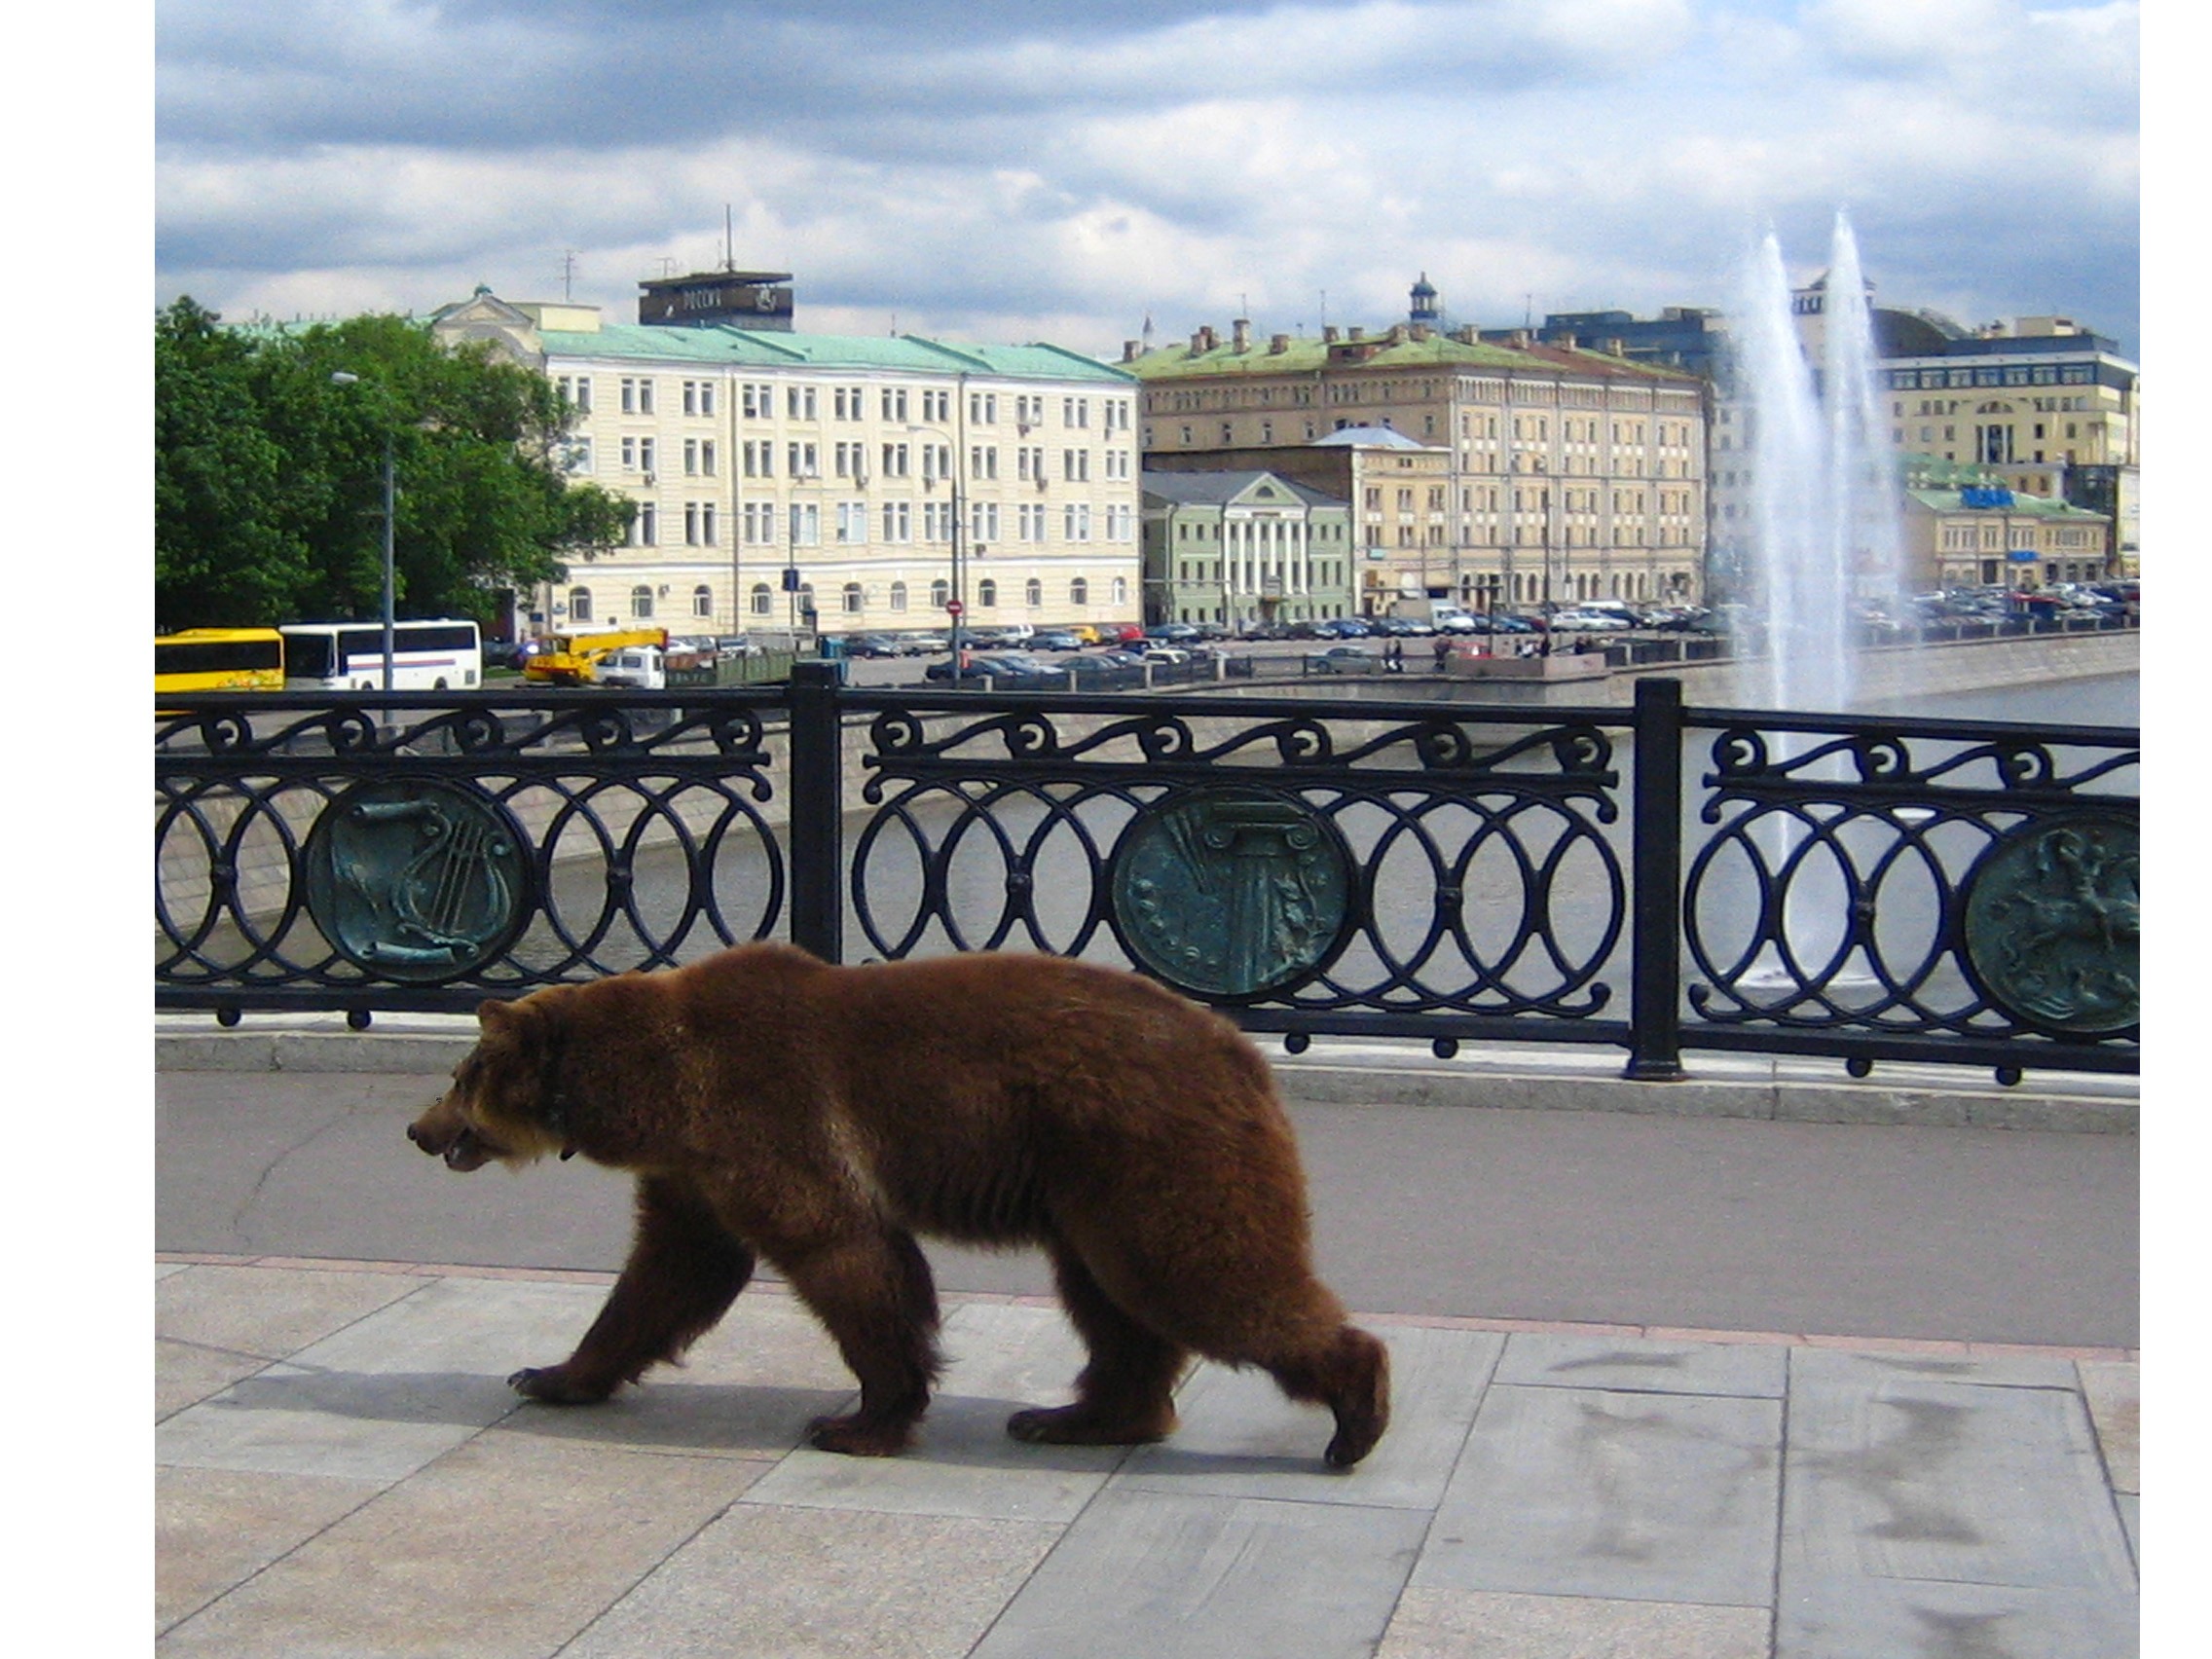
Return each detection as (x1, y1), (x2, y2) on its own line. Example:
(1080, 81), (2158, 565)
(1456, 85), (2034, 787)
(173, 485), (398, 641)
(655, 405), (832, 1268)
(1863, 674), (2139, 727)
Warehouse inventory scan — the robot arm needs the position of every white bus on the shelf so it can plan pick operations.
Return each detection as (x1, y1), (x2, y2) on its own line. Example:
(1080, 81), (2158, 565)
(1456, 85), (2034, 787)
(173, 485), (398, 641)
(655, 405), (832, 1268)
(278, 620), (483, 691)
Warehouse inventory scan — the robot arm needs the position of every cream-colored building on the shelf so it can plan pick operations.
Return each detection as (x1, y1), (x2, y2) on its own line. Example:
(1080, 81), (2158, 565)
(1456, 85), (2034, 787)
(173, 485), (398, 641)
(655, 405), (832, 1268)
(1124, 316), (1709, 614)
(430, 288), (1143, 638)
(1877, 317), (2139, 578)
(1899, 457), (2115, 591)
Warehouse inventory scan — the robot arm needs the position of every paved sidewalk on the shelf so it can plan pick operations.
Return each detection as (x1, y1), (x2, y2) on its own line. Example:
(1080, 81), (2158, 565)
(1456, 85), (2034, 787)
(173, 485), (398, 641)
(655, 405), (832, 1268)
(157, 1256), (2139, 1659)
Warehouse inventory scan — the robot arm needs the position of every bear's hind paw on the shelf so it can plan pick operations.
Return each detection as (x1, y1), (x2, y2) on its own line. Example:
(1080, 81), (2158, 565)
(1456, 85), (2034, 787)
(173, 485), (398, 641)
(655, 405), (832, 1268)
(805, 1412), (916, 1457)
(508, 1365), (615, 1405)
(1006, 1401), (1176, 1446)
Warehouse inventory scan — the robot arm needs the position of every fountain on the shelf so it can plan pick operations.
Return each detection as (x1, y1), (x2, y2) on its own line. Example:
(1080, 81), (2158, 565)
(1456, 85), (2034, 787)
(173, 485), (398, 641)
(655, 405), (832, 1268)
(1716, 211), (1907, 993)
(1729, 210), (1903, 712)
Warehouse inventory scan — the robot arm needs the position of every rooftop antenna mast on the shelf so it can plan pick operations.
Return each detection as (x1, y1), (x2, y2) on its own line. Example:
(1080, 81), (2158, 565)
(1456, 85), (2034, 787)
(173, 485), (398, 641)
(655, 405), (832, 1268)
(724, 203), (735, 272)
(562, 250), (576, 302)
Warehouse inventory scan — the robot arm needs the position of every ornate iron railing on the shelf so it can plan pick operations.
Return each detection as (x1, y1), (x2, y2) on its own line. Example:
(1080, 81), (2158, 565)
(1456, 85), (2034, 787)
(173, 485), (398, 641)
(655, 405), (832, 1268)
(156, 670), (2137, 1081)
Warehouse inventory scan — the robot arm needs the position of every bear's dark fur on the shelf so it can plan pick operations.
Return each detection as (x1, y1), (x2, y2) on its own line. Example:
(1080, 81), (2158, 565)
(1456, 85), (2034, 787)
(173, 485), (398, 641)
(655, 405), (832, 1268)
(406, 942), (1388, 1466)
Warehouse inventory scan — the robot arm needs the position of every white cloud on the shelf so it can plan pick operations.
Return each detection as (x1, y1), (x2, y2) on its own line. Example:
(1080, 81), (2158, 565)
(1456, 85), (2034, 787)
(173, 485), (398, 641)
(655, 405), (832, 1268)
(153, 1), (2142, 357)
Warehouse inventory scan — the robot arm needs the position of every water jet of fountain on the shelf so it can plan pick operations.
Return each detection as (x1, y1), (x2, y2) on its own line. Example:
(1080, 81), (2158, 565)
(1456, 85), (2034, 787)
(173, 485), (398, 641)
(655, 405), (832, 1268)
(1720, 211), (1905, 993)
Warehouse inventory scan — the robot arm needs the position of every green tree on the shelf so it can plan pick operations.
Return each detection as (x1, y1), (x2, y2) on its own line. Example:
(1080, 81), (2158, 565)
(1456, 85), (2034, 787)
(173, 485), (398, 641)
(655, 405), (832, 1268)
(154, 299), (633, 630)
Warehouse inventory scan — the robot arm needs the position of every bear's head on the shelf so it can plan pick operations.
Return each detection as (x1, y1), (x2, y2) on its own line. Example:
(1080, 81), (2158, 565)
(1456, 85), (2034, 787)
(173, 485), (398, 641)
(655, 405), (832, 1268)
(407, 994), (575, 1172)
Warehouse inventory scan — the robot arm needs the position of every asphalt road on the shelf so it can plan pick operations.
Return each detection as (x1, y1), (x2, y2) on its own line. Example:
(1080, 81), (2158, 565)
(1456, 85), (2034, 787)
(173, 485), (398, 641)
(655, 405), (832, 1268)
(157, 1068), (2136, 1349)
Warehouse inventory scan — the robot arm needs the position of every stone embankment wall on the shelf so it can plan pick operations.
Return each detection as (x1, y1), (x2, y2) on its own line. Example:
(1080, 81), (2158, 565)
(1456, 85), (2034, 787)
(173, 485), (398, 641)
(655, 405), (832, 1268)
(1620, 629), (2139, 709)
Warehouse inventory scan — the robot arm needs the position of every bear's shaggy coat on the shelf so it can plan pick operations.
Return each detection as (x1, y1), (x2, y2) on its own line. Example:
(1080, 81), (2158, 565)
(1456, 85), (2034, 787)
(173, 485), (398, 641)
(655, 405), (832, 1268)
(406, 942), (1389, 1466)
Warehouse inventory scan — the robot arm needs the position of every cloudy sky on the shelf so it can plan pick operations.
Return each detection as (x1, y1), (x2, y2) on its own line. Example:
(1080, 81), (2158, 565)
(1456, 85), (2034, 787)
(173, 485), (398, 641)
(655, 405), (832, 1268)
(155, 0), (2139, 358)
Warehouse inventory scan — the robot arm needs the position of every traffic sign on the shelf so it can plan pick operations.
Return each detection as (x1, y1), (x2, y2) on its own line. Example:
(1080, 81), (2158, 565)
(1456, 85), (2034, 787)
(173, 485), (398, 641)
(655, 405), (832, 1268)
(946, 600), (965, 616)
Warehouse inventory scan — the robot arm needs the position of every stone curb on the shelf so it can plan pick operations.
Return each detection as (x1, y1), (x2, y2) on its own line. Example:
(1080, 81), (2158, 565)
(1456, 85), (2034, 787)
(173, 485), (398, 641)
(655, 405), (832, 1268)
(155, 1018), (2138, 1134)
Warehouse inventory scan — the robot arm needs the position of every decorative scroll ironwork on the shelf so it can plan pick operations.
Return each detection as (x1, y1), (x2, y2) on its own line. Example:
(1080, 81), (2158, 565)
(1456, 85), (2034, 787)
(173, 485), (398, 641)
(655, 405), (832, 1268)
(156, 680), (2139, 1080)
(157, 691), (786, 1009)
(1682, 716), (2138, 1050)
(851, 699), (1628, 1027)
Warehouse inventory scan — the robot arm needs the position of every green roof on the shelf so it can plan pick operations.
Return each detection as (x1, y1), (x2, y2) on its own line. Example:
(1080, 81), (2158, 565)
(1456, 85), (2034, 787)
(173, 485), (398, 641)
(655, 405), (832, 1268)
(1906, 489), (2105, 520)
(535, 322), (1132, 384)
(1125, 331), (1699, 385)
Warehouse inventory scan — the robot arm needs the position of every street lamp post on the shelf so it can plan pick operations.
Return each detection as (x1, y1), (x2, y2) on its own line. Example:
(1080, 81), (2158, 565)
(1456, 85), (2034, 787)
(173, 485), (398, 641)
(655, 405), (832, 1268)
(330, 372), (397, 694)
(907, 418), (968, 685)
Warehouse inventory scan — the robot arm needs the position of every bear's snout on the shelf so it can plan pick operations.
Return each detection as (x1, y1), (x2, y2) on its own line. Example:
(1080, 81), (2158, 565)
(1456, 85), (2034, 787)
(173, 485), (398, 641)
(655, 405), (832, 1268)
(408, 1101), (496, 1171)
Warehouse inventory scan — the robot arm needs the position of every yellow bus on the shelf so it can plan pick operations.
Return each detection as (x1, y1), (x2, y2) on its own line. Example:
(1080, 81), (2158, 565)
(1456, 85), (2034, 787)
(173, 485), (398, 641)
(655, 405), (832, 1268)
(154, 628), (286, 695)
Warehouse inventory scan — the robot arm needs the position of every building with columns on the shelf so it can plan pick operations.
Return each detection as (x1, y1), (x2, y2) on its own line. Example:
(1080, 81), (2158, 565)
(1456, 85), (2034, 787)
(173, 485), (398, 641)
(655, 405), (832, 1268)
(1140, 470), (1355, 629)
(1124, 310), (1708, 616)
(429, 287), (1143, 639)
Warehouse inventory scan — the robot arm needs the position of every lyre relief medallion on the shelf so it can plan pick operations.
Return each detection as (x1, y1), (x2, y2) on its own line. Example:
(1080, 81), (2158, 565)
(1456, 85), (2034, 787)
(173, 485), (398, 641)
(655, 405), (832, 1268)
(303, 780), (533, 981)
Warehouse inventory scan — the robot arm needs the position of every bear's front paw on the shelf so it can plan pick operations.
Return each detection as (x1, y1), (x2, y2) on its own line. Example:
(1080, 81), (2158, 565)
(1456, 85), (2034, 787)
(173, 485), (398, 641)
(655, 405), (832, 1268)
(507, 1365), (614, 1405)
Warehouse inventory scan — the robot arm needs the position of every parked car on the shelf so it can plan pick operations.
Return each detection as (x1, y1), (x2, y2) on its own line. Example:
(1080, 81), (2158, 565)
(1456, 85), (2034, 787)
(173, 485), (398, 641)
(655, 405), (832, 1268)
(844, 634), (903, 658)
(1145, 622), (1200, 644)
(925, 651), (1048, 682)
(1029, 630), (1085, 651)
(1140, 645), (1191, 665)
(1309, 645), (1380, 673)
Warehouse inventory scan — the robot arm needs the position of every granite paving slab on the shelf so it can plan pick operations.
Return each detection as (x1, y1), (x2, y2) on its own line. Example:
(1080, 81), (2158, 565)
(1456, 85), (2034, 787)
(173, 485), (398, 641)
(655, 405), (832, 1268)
(1115, 1323), (1501, 1509)
(156, 1465), (385, 1636)
(1494, 1330), (1788, 1398)
(157, 1428), (768, 1659)
(2076, 1359), (2139, 1494)
(1375, 1586), (1772, 1659)
(158, 1262), (425, 1364)
(969, 1489), (1429, 1659)
(1778, 1370), (2136, 1600)
(1415, 1383), (1783, 1606)
(561, 1505), (1063, 1659)
(157, 1276), (605, 1482)
(1775, 1573), (2139, 1659)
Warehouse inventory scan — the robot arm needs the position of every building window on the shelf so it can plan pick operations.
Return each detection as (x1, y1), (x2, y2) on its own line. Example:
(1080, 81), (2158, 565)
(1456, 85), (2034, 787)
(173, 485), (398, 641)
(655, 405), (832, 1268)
(1070, 576), (1088, 606)
(977, 578), (998, 608)
(691, 584), (714, 618)
(890, 581), (908, 612)
(842, 582), (865, 614)
(632, 585), (655, 619)
(569, 587), (592, 622)
(750, 582), (773, 616)
(1025, 577), (1043, 607)
(930, 578), (950, 609)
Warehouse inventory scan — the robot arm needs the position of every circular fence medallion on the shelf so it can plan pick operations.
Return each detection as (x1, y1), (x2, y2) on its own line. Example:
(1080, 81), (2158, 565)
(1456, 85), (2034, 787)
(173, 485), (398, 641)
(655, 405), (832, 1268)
(1960, 814), (2139, 1037)
(303, 780), (532, 983)
(1109, 786), (1352, 1000)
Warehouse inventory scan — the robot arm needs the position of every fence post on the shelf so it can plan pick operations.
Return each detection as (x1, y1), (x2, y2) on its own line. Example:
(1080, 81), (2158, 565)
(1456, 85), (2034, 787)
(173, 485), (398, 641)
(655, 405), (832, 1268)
(788, 660), (844, 963)
(1625, 676), (1685, 1080)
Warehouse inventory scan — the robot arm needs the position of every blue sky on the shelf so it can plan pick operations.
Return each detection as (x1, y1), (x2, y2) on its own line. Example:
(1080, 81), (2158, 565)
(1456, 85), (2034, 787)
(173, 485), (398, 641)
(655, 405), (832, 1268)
(154, 0), (2140, 355)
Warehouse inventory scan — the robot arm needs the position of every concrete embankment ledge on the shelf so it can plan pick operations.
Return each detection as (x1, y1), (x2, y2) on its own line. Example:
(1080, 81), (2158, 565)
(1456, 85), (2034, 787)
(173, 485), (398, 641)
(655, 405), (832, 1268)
(155, 1012), (2137, 1135)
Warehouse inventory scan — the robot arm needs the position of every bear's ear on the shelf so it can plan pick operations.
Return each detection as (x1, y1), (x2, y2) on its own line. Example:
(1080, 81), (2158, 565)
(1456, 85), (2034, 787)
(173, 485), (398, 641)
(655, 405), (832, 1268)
(478, 997), (535, 1039)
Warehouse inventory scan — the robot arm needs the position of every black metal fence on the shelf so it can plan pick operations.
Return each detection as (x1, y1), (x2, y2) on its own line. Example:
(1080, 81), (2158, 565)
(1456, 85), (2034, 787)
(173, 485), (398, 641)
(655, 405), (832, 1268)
(157, 669), (2137, 1083)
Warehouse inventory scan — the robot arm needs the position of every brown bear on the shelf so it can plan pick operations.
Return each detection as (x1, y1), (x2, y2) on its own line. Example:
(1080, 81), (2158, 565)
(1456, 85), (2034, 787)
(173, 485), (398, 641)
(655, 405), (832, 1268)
(406, 941), (1389, 1467)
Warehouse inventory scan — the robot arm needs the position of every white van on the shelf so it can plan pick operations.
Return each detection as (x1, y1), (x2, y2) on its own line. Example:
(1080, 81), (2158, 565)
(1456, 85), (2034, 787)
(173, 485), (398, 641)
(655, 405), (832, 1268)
(593, 646), (666, 688)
